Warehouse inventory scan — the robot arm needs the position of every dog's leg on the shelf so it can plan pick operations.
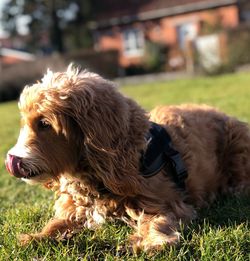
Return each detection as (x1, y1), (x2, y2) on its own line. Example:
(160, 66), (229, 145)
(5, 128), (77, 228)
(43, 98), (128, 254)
(127, 199), (196, 253)
(19, 193), (84, 246)
(129, 212), (181, 253)
(19, 218), (78, 245)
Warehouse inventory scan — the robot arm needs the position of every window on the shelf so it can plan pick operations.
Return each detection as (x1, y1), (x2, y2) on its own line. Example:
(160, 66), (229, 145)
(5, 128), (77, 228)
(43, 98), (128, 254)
(123, 29), (144, 56)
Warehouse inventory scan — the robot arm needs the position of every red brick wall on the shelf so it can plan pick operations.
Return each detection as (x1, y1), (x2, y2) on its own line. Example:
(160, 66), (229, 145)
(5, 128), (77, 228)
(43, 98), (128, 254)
(95, 5), (239, 67)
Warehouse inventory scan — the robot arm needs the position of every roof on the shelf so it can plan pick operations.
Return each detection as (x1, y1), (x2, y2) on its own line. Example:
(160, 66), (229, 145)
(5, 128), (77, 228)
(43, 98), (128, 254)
(92, 0), (238, 28)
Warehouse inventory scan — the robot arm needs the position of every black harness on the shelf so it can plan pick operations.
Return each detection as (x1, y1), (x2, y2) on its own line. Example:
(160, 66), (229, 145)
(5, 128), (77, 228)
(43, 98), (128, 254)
(140, 122), (188, 189)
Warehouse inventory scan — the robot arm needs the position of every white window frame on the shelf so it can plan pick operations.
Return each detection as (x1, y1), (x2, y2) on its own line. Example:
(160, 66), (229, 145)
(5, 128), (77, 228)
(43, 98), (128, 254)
(122, 28), (144, 57)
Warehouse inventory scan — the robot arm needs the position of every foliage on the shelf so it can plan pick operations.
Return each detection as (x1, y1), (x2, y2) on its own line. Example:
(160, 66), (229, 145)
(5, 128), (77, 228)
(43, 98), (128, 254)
(227, 25), (250, 67)
(143, 41), (168, 72)
(197, 24), (250, 75)
(124, 41), (168, 76)
(0, 72), (250, 259)
(1, 0), (93, 52)
(199, 16), (223, 36)
(200, 24), (250, 76)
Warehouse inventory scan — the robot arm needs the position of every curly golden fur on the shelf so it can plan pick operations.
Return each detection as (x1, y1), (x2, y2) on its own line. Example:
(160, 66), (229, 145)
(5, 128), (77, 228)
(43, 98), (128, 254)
(6, 65), (250, 252)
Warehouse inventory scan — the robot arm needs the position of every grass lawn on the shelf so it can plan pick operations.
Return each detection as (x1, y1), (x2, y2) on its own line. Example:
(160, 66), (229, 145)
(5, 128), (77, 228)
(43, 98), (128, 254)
(0, 72), (249, 260)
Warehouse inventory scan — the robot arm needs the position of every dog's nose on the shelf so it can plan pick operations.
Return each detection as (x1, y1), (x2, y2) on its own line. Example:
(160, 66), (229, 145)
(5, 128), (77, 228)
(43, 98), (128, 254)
(5, 154), (26, 178)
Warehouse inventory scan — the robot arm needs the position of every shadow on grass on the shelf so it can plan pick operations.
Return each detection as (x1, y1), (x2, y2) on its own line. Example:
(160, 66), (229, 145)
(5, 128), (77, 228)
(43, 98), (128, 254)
(178, 195), (250, 260)
(196, 195), (250, 227)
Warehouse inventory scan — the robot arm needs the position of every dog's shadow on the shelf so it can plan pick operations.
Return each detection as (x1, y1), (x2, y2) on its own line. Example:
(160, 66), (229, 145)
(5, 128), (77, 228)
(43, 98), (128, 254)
(181, 194), (250, 252)
(194, 195), (250, 228)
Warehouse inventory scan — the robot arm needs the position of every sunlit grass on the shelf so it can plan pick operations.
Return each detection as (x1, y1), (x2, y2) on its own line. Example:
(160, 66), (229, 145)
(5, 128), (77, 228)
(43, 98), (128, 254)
(122, 72), (250, 122)
(0, 72), (249, 260)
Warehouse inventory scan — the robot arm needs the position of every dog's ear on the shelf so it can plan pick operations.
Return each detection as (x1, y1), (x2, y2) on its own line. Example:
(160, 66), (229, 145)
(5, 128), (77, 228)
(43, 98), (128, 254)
(59, 75), (143, 196)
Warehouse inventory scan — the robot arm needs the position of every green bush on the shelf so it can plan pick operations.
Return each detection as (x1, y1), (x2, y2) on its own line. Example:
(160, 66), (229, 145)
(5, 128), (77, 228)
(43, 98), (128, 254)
(143, 40), (168, 72)
(227, 24), (250, 67)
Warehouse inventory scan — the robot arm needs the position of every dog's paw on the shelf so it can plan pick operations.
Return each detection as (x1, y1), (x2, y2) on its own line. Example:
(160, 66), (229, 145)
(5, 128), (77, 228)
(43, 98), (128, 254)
(129, 231), (180, 254)
(18, 233), (34, 246)
(129, 234), (144, 254)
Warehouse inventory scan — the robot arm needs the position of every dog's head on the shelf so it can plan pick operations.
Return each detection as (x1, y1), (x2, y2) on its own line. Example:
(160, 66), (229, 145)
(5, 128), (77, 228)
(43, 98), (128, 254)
(5, 65), (146, 194)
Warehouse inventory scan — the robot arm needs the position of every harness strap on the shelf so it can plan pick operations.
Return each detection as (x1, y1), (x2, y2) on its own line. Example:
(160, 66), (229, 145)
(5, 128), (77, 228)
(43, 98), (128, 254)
(140, 122), (188, 189)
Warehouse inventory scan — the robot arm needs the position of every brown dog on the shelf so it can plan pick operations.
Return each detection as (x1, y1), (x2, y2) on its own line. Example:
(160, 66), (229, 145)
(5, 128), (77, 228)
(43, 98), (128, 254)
(5, 65), (250, 252)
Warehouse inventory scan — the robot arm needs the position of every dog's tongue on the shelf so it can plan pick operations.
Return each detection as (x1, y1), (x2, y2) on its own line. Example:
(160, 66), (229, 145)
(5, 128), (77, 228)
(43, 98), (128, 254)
(5, 155), (27, 178)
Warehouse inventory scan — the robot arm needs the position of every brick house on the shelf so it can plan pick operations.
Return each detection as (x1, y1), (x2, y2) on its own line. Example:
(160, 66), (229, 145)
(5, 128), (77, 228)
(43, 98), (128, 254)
(91, 0), (239, 71)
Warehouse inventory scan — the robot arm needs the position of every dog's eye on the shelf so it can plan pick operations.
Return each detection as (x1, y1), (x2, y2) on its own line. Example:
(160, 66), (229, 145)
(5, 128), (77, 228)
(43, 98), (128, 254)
(38, 119), (51, 130)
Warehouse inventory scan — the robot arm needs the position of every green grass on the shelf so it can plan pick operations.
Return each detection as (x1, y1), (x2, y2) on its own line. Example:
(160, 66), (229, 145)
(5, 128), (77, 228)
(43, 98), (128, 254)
(0, 72), (250, 260)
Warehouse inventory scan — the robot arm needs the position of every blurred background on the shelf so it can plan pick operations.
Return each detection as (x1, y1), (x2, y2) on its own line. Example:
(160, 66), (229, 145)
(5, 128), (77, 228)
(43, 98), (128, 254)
(0, 0), (250, 102)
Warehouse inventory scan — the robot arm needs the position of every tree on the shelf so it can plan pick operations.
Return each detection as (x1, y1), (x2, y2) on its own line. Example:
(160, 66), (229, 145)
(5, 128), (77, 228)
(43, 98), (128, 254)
(1, 0), (93, 53)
